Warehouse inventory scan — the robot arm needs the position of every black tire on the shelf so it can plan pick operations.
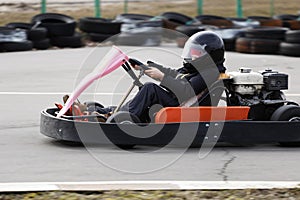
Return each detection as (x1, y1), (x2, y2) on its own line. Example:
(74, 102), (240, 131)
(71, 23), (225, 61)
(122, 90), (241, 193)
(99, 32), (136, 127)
(247, 16), (272, 20)
(245, 27), (288, 40)
(271, 105), (300, 147)
(273, 14), (299, 21)
(106, 111), (140, 149)
(236, 37), (281, 54)
(107, 111), (141, 124)
(161, 12), (193, 25)
(270, 105), (300, 121)
(223, 38), (236, 51)
(79, 17), (122, 34)
(195, 15), (226, 21)
(198, 19), (233, 27)
(247, 16), (283, 27)
(115, 33), (161, 46)
(0, 41), (33, 52)
(5, 22), (48, 41)
(285, 30), (300, 43)
(88, 33), (115, 42)
(50, 33), (83, 48)
(283, 20), (300, 30)
(280, 42), (300, 57)
(31, 13), (76, 37)
(175, 25), (205, 37)
(33, 38), (51, 50)
(28, 27), (48, 41)
(5, 22), (32, 29)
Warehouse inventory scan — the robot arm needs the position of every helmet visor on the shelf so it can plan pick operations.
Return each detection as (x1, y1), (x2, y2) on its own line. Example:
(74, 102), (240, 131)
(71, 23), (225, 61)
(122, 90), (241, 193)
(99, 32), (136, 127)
(182, 41), (207, 61)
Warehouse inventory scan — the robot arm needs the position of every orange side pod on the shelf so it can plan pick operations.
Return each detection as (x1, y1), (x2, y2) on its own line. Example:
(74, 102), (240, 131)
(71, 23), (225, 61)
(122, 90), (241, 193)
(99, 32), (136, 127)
(155, 106), (250, 124)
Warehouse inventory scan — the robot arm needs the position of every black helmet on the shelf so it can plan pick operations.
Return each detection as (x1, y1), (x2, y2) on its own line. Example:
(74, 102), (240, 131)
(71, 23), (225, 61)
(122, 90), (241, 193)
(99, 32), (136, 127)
(182, 31), (225, 65)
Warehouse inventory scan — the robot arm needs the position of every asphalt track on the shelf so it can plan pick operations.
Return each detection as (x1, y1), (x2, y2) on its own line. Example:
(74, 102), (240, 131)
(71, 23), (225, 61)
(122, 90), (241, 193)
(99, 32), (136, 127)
(0, 44), (300, 183)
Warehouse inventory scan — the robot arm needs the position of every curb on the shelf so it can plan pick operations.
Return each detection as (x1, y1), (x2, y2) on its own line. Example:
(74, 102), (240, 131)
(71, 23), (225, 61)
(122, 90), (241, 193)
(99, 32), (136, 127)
(0, 181), (299, 192)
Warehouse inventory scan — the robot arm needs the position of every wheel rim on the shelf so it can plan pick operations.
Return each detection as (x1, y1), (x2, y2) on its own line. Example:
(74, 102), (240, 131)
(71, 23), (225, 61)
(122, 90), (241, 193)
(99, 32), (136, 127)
(289, 117), (300, 122)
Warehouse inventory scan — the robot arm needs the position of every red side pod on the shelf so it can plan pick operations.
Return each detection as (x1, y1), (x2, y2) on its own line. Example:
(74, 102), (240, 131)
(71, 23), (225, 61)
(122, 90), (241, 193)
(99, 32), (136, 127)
(155, 106), (250, 123)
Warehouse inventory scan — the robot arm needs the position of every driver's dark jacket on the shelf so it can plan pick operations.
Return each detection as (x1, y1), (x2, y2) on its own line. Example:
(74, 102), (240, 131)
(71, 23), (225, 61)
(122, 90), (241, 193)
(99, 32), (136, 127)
(149, 57), (226, 104)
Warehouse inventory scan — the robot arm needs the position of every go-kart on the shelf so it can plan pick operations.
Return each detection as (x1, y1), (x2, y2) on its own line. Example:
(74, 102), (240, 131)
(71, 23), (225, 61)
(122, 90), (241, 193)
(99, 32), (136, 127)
(40, 46), (300, 148)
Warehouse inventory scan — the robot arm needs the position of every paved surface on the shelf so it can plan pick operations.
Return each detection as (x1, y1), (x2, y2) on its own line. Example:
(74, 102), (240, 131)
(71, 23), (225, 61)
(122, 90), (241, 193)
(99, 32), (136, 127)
(0, 45), (300, 182)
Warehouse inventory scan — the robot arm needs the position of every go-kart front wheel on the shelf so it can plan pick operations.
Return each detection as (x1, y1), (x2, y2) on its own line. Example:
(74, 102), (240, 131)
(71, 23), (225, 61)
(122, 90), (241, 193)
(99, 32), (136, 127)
(107, 111), (141, 124)
(271, 105), (300, 146)
(106, 111), (141, 149)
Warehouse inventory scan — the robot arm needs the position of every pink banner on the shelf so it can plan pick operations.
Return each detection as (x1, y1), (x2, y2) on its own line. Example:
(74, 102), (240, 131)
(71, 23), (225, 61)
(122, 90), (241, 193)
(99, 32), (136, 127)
(57, 46), (128, 118)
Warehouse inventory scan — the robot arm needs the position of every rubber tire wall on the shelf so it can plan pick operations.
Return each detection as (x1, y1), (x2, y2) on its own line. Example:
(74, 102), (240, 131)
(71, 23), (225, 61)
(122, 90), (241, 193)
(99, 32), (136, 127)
(31, 13), (76, 37)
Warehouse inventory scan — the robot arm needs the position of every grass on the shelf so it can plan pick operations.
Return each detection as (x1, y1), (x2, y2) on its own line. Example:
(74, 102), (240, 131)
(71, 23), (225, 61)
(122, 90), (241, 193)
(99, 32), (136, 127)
(0, 0), (299, 25)
(1, 188), (300, 200)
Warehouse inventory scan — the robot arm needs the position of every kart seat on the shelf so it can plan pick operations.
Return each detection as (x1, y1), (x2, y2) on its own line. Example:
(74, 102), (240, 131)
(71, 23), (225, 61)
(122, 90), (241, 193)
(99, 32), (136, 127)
(181, 75), (232, 107)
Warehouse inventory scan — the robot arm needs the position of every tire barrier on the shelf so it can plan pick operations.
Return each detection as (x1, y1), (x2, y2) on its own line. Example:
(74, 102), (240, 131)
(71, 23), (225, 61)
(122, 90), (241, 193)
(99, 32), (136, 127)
(31, 13), (76, 37)
(279, 30), (300, 57)
(0, 27), (33, 52)
(0, 11), (299, 56)
(236, 37), (281, 54)
(79, 17), (122, 43)
(212, 28), (246, 51)
(235, 27), (288, 54)
(175, 25), (206, 48)
(87, 33), (116, 43)
(282, 20), (300, 30)
(113, 13), (163, 46)
(115, 31), (161, 46)
(273, 14), (299, 21)
(195, 15), (233, 28)
(285, 30), (300, 43)
(244, 27), (288, 40)
(79, 17), (122, 35)
(31, 13), (84, 48)
(279, 42), (300, 57)
(161, 12), (194, 25)
(50, 33), (84, 48)
(0, 41), (33, 52)
(247, 16), (283, 27)
(6, 23), (49, 50)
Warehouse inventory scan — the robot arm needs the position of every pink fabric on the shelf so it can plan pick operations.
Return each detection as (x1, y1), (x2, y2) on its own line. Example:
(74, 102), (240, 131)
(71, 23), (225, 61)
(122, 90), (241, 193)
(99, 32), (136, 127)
(57, 46), (128, 118)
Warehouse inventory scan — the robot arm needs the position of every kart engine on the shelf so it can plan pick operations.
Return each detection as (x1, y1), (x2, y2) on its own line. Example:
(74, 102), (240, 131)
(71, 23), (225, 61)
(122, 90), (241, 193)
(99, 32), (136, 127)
(227, 68), (289, 107)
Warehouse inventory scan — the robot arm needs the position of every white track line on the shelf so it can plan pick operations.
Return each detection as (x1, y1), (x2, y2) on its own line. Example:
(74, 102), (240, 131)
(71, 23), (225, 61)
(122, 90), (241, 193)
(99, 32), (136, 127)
(0, 181), (299, 192)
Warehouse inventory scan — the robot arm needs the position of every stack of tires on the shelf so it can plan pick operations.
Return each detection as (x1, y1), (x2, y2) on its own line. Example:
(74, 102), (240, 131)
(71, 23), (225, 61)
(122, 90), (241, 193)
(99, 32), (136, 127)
(280, 30), (300, 57)
(212, 27), (246, 51)
(0, 27), (33, 52)
(247, 16), (283, 27)
(114, 13), (162, 46)
(175, 25), (206, 48)
(160, 12), (194, 30)
(6, 23), (50, 50)
(79, 17), (122, 42)
(273, 14), (300, 30)
(32, 13), (83, 48)
(195, 15), (234, 28)
(235, 27), (288, 54)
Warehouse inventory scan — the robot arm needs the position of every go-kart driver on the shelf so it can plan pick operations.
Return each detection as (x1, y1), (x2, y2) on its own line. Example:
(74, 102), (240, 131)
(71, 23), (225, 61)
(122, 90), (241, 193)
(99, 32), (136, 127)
(78, 31), (227, 122)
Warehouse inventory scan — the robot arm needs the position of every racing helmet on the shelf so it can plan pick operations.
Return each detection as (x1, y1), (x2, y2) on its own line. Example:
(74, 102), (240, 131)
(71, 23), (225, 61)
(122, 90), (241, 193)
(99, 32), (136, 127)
(182, 31), (225, 65)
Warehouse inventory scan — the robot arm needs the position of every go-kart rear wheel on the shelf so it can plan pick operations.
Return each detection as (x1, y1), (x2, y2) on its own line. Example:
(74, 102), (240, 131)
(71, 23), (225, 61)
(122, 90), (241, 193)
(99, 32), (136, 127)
(270, 105), (300, 147)
(106, 111), (141, 149)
